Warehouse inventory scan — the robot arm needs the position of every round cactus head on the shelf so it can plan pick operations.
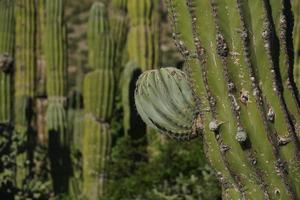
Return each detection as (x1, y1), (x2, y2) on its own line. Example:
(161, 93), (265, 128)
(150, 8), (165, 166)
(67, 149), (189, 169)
(134, 67), (201, 141)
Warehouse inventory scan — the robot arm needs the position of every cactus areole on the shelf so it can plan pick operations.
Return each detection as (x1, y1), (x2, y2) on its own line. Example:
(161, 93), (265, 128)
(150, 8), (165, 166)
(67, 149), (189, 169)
(135, 0), (300, 199)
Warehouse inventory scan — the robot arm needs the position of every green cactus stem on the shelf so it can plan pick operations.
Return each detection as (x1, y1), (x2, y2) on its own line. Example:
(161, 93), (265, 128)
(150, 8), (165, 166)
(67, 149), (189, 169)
(0, 0), (14, 125)
(82, 3), (115, 199)
(87, 2), (114, 71)
(44, 0), (69, 194)
(15, 0), (37, 187)
(127, 0), (160, 71)
(82, 116), (111, 199)
(135, 0), (300, 199)
(109, 0), (128, 71)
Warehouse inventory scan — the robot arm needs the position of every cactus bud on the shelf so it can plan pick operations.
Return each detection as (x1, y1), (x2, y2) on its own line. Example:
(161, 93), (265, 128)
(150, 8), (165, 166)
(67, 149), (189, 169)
(135, 67), (199, 141)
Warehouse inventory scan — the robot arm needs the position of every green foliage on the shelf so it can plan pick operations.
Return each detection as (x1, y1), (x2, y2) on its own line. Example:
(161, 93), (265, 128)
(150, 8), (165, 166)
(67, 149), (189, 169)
(105, 136), (221, 200)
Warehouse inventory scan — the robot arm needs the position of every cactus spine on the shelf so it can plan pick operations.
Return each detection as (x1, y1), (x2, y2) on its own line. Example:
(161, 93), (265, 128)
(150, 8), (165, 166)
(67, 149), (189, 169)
(135, 0), (300, 199)
(83, 3), (114, 199)
(0, 0), (14, 124)
(44, 0), (69, 193)
(15, 0), (37, 187)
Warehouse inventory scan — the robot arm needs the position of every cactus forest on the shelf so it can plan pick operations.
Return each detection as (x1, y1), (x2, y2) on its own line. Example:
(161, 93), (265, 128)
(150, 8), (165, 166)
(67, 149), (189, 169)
(0, 0), (299, 199)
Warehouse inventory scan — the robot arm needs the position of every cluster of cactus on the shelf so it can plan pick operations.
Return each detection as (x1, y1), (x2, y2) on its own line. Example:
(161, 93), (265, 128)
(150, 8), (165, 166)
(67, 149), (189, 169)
(82, 2), (115, 199)
(135, 0), (300, 199)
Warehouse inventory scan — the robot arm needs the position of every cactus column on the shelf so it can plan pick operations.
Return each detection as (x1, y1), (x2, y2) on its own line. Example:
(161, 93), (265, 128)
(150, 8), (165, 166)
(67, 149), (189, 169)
(135, 0), (300, 199)
(0, 3), (15, 192)
(44, 0), (69, 194)
(127, 0), (160, 71)
(15, 0), (37, 187)
(82, 3), (114, 199)
(0, 0), (14, 125)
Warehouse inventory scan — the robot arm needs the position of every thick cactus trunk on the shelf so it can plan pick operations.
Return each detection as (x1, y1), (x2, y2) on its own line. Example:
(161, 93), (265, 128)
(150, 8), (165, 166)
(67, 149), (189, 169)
(135, 0), (300, 199)
(15, 0), (37, 187)
(83, 3), (115, 199)
(0, 2), (15, 194)
(44, 0), (69, 194)
(109, 0), (128, 76)
(0, 0), (14, 124)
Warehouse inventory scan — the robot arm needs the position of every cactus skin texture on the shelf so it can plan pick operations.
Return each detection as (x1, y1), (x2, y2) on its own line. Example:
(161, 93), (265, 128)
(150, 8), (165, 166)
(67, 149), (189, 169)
(14, 0), (37, 187)
(135, 67), (201, 141)
(0, 0), (14, 124)
(134, 0), (300, 199)
(82, 3), (115, 199)
(44, 0), (69, 194)
(127, 0), (160, 71)
(294, 0), (300, 87)
(109, 0), (128, 70)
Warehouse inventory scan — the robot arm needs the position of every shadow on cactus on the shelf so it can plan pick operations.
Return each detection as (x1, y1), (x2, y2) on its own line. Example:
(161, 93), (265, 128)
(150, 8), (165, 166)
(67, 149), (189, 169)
(134, 67), (202, 141)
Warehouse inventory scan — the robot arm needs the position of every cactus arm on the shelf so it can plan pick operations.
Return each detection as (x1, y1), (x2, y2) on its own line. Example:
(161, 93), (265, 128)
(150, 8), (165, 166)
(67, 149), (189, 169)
(0, 0), (14, 124)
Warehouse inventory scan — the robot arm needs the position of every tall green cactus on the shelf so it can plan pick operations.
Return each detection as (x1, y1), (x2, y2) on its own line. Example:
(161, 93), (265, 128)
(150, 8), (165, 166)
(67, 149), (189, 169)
(294, 0), (300, 87)
(15, 0), (37, 187)
(0, 0), (14, 124)
(44, 0), (69, 194)
(109, 0), (128, 70)
(0, 2), (15, 193)
(82, 3), (115, 199)
(135, 0), (300, 199)
(127, 0), (160, 71)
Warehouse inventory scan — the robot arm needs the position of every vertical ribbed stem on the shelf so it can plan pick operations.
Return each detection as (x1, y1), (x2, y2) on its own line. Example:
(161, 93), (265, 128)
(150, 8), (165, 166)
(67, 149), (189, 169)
(82, 3), (115, 199)
(165, 0), (300, 198)
(0, 0), (14, 124)
(44, 0), (69, 194)
(15, 0), (37, 187)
